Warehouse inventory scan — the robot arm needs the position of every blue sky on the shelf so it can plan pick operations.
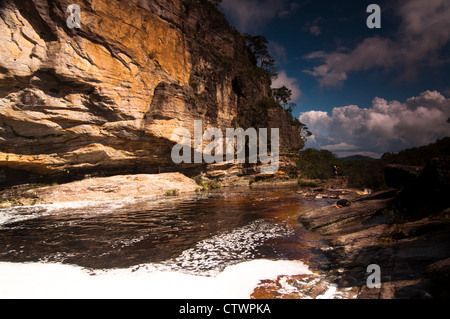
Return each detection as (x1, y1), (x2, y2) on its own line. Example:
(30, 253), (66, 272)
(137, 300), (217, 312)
(219, 0), (450, 157)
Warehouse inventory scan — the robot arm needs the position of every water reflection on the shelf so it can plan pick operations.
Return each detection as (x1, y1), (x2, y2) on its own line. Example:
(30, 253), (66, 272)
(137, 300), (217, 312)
(0, 186), (330, 272)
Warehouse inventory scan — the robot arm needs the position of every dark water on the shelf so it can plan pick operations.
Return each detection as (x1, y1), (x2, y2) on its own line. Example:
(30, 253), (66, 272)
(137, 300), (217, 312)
(0, 186), (338, 298)
(0, 186), (329, 269)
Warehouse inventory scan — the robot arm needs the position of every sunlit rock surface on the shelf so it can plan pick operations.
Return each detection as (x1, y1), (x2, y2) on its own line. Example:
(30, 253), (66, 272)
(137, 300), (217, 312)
(0, 0), (304, 187)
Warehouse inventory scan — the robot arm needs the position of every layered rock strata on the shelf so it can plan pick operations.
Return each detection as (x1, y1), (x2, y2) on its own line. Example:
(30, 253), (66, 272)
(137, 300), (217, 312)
(0, 0), (303, 187)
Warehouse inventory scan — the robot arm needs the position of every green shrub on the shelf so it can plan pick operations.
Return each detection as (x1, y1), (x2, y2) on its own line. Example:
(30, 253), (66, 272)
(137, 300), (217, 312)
(255, 96), (279, 110)
(202, 180), (221, 190)
(298, 179), (319, 188)
(192, 177), (221, 190)
(165, 189), (179, 196)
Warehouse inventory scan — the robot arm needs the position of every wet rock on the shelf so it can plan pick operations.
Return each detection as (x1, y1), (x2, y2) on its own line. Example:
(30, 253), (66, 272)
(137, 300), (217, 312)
(299, 189), (394, 232)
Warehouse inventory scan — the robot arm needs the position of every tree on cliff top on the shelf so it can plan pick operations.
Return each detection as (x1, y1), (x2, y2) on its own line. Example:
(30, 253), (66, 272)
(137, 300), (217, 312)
(242, 31), (311, 143)
(271, 85), (312, 142)
(244, 33), (278, 79)
(272, 86), (292, 107)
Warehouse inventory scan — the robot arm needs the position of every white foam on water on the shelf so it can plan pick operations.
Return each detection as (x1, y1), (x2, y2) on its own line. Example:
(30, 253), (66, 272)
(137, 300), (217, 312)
(316, 284), (338, 299)
(0, 197), (337, 298)
(0, 206), (49, 227)
(0, 259), (312, 299)
(164, 220), (294, 276)
(0, 197), (159, 228)
(0, 218), (310, 299)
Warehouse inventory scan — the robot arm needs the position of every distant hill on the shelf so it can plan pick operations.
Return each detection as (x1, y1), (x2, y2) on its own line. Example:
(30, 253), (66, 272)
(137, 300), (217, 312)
(298, 138), (450, 191)
(340, 155), (377, 162)
(382, 137), (450, 166)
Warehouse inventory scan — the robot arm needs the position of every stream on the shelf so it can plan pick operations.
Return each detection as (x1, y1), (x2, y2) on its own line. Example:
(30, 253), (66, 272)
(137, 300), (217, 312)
(0, 185), (346, 299)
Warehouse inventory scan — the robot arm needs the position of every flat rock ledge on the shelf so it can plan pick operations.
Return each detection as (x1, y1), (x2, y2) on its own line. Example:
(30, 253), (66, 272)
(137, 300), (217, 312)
(3, 173), (200, 205)
(298, 189), (450, 299)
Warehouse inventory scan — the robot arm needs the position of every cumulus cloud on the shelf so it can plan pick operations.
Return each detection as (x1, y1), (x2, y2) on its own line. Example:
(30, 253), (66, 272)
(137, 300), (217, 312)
(271, 70), (302, 101)
(299, 91), (450, 157)
(304, 0), (450, 87)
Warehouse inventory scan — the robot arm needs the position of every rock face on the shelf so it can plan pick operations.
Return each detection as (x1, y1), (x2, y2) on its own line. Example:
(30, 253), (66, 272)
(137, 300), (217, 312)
(385, 164), (424, 189)
(298, 189), (450, 299)
(392, 157), (450, 220)
(0, 0), (304, 188)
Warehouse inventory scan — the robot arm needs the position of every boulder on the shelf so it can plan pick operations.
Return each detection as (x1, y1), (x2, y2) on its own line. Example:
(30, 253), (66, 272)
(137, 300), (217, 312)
(21, 173), (200, 204)
(385, 164), (423, 188)
(395, 157), (450, 220)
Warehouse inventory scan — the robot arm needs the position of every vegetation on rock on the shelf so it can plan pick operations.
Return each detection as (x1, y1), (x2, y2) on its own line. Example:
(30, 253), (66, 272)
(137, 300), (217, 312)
(296, 137), (450, 191)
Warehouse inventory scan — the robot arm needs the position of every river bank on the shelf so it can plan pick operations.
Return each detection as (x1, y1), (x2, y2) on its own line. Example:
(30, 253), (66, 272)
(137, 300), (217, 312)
(297, 158), (450, 299)
(1, 165), (449, 299)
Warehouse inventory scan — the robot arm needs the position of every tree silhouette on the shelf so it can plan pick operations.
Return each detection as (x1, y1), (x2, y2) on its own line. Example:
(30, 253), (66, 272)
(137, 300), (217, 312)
(244, 33), (278, 79)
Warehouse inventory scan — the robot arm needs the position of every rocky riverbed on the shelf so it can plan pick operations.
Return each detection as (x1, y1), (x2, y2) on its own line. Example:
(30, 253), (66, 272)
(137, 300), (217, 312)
(298, 158), (450, 299)
(1, 158), (449, 299)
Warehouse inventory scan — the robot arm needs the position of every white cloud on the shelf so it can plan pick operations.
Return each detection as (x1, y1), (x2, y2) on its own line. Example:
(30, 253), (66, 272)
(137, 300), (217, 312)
(321, 142), (358, 152)
(304, 0), (450, 87)
(299, 90), (450, 155)
(298, 110), (329, 127)
(271, 70), (302, 101)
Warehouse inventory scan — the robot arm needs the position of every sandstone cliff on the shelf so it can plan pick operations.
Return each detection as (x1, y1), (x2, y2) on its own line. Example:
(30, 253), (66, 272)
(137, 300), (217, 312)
(0, 0), (304, 188)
